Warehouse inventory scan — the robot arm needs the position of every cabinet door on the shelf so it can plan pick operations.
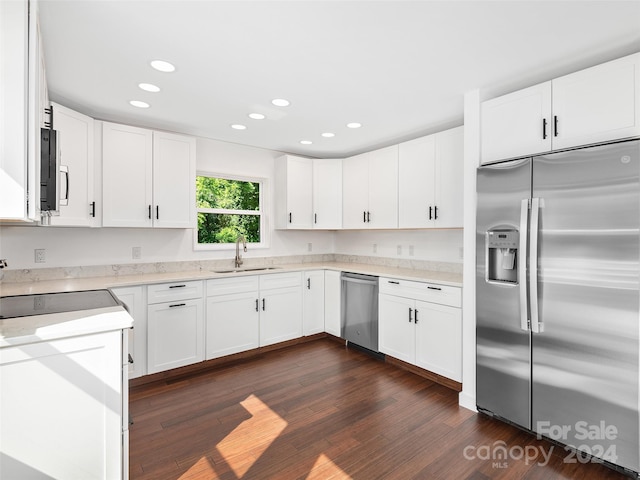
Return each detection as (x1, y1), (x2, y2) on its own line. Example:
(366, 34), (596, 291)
(414, 300), (462, 382)
(367, 145), (398, 229)
(49, 103), (95, 227)
(434, 126), (464, 228)
(206, 291), (259, 359)
(324, 270), (342, 337)
(0, 331), (123, 479)
(398, 135), (436, 228)
(153, 131), (196, 228)
(342, 153), (369, 229)
(147, 298), (204, 374)
(275, 155), (313, 229)
(111, 285), (147, 378)
(552, 53), (640, 150)
(378, 293), (415, 364)
(260, 286), (302, 347)
(481, 82), (552, 164)
(313, 158), (342, 229)
(303, 270), (325, 336)
(102, 122), (153, 227)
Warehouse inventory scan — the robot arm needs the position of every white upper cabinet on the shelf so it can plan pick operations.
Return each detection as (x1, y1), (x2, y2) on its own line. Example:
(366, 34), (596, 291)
(312, 158), (342, 229)
(274, 155), (313, 229)
(152, 131), (196, 228)
(481, 52), (640, 163)
(481, 83), (552, 163)
(49, 103), (96, 227)
(552, 53), (640, 150)
(102, 122), (195, 228)
(1, 0), (47, 221)
(433, 126), (464, 229)
(398, 127), (463, 228)
(343, 145), (398, 229)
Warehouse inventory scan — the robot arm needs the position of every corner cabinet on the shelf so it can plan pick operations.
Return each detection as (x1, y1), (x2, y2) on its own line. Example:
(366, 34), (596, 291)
(102, 122), (196, 228)
(482, 52), (640, 163)
(274, 155), (343, 229)
(111, 285), (147, 379)
(378, 277), (462, 382)
(49, 103), (97, 227)
(398, 126), (463, 228)
(342, 145), (398, 229)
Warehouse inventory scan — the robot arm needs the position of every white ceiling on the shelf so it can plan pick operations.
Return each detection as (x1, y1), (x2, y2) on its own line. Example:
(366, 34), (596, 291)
(38, 0), (640, 158)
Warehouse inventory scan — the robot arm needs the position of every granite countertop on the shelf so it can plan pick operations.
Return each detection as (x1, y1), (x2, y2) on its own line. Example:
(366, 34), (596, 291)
(0, 261), (462, 297)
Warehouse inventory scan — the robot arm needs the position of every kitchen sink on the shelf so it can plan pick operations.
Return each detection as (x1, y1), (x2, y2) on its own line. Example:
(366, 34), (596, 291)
(212, 267), (281, 274)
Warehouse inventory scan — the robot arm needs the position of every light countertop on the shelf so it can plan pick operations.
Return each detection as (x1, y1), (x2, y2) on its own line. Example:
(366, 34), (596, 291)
(0, 261), (462, 297)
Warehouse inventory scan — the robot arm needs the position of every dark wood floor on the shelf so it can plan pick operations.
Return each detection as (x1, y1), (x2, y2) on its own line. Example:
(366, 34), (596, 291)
(129, 338), (630, 480)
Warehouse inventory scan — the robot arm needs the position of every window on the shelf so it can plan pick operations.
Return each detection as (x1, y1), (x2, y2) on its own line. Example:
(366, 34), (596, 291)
(196, 174), (264, 246)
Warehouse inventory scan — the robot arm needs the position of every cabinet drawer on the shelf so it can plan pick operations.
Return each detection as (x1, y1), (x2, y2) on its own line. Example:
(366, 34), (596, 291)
(379, 277), (461, 308)
(259, 271), (302, 290)
(147, 280), (203, 304)
(207, 275), (259, 296)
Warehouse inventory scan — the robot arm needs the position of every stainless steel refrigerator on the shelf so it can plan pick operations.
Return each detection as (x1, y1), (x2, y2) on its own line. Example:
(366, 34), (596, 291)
(476, 139), (640, 473)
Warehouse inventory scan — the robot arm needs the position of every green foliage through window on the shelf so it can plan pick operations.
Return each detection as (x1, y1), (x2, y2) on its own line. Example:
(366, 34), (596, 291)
(196, 176), (262, 244)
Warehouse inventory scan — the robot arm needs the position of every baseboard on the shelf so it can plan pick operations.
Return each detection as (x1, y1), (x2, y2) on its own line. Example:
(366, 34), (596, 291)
(384, 355), (462, 392)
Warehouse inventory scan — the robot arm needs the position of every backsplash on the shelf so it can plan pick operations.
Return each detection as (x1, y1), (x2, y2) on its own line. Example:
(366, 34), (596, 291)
(0, 254), (461, 284)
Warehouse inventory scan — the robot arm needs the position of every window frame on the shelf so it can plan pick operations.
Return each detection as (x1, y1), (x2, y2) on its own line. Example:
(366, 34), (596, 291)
(193, 171), (269, 251)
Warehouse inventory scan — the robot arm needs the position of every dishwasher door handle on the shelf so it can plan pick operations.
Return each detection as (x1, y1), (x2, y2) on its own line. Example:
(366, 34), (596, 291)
(341, 277), (378, 286)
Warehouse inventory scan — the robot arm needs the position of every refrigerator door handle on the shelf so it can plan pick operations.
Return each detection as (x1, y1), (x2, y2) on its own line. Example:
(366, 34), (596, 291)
(519, 199), (530, 331)
(530, 197), (542, 333)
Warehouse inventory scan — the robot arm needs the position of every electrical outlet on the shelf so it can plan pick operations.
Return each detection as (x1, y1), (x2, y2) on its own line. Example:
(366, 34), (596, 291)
(307, 242), (313, 252)
(34, 249), (46, 263)
(409, 245), (414, 256)
(397, 245), (402, 255)
(132, 247), (142, 259)
(373, 244), (377, 254)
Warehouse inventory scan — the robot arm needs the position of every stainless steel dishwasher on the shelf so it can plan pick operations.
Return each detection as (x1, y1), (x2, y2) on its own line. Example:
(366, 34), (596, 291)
(340, 272), (379, 352)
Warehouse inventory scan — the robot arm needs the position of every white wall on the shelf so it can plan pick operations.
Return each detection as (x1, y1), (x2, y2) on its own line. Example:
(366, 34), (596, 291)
(334, 229), (463, 263)
(0, 136), (335, 269)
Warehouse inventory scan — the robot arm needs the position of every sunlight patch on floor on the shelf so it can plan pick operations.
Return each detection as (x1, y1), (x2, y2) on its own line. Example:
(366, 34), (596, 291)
(306, 453), (353, 479)
(178, 456), (216, 479)
(216, 394), (288, 477)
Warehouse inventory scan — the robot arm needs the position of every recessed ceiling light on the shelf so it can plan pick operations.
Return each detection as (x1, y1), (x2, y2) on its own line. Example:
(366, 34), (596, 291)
(321, 132), (335, 138)
(138, 83), (160, 93)
(347, 122), (362, 129)
(272, 98), (290, 107)
(248, 113), (265, 120)
(150, 60), (175, 72)
(300, 140), (312, 145)
(231, 124), (247, 130)
(129, 100), (150, 108)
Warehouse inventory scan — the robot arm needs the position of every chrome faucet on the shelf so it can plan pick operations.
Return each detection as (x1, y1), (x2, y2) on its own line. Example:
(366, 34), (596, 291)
(235, 234), (247, 268)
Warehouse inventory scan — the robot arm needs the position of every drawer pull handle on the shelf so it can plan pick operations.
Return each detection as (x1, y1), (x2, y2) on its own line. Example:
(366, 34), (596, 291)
(427, 286), (442, 291)
(388, 280), (400, 285)
(169, 285), (186, 289)
(169, 303), (186, 308)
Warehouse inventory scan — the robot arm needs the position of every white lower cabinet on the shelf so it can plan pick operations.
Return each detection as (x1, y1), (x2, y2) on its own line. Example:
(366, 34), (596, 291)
(205, 272), (303, 358)
(147, 281), (204, 374)
(206, 276), (260, 360)
(378, 277), (462, 382)
(0, 331), (125, 479)
(111, 285), (147, 378)
(259, 273), (303, 347)
(303, 270), (325, 336)
(324, 270), (342, 337)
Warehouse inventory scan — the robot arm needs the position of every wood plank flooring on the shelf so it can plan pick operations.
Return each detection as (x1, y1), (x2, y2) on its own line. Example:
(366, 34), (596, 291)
(129, 338), (631, 480)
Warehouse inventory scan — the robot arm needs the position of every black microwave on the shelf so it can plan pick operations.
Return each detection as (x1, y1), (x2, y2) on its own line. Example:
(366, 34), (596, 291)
(40, 127), (59, 212)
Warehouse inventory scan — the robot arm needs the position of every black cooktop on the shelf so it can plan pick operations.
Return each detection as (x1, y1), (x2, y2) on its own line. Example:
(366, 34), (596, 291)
(0, 290), (121, 319)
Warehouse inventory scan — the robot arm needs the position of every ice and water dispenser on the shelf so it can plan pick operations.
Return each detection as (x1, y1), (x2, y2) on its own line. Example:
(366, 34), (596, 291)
(486, 229), (519, 284)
